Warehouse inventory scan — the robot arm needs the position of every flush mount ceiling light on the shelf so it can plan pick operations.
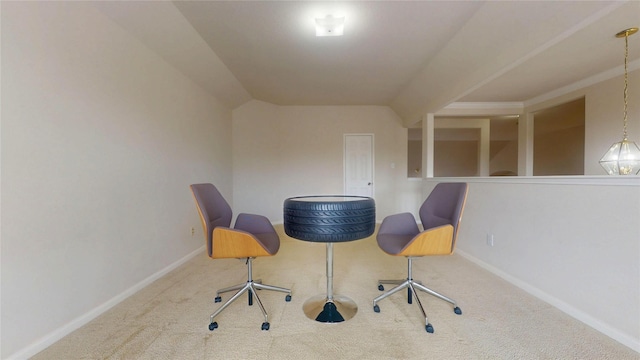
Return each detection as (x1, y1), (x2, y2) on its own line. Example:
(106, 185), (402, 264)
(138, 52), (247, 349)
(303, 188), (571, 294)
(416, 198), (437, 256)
(599, 27), (640, 175)
(315, 15), (345, 36)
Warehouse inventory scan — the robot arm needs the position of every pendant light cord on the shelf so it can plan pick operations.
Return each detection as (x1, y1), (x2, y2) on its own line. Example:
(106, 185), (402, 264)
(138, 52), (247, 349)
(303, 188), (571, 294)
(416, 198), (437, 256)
(623, 32), (629, 141)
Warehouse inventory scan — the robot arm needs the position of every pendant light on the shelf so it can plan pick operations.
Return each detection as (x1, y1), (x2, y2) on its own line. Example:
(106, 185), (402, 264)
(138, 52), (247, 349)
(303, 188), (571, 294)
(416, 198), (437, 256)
(599, 28), (640, 175)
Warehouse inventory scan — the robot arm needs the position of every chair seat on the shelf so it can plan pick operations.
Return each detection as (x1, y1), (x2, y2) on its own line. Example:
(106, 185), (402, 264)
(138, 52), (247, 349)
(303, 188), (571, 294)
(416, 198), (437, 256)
(376, 233), (416, 255)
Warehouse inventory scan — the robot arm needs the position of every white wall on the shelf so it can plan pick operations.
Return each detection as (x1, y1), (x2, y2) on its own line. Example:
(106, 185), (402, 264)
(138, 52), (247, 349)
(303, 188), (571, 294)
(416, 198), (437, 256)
(424, 177), (640, 352)
(1, 2), (232, 358)
(232, 101), (282, 221)
(232, 101), (409, 222)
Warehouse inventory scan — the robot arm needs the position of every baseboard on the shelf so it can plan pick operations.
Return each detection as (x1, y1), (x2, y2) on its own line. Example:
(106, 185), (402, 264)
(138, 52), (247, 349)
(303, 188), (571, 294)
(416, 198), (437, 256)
(6, 245), (206, 360)
(455, 249), (640, 354)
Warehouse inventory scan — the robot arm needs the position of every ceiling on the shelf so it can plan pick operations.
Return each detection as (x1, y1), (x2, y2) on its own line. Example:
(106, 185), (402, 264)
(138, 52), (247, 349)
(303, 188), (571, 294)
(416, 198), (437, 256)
(94, 1), (640, 126)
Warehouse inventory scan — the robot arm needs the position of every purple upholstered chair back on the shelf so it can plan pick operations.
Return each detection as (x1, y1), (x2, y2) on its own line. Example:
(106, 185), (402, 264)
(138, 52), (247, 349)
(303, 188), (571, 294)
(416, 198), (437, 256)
(190, 183), (233, 257)
(419, 182), (468, 249)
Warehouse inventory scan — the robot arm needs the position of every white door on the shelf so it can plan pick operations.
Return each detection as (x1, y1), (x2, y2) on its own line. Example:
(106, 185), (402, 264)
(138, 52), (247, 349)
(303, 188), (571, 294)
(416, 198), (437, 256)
(344, 134), (374, 197)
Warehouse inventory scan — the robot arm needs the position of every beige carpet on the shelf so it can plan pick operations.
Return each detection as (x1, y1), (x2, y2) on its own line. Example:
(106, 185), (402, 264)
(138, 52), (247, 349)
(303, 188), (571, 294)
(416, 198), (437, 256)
(32, 226), (638, 359)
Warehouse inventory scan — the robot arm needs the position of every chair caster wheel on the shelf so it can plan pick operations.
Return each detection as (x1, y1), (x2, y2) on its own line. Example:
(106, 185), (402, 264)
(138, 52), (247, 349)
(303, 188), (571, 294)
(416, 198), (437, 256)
(261, 322), (270, 331)
(285, 294), (292, 302)
(209, 322), (218, 331)
(426, 323), (434, 333)
(454, 306), (462, 315)
(214, 296), (222, 303)
(378, 284), (384, 291)
(373, 304), (380, 313)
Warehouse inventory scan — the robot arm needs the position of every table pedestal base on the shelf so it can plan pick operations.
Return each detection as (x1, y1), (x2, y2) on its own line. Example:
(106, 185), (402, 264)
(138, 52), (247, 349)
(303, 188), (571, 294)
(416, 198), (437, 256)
(302, 294), (357, 323)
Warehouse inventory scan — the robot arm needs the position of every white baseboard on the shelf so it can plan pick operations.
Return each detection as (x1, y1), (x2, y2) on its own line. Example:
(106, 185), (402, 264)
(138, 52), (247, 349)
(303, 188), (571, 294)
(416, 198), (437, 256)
(456, 249), (640, 354)
(6, 246), (205, 360)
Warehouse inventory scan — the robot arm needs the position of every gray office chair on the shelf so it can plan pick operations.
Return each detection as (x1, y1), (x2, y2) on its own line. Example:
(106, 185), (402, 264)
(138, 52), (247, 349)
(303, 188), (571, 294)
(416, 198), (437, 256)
(190, 183), (291, 331)
(373, 182), (468, 333)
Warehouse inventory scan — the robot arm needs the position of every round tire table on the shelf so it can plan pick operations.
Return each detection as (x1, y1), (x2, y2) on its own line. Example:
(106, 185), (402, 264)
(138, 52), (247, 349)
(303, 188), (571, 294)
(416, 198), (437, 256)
(283, 195), (375, 323)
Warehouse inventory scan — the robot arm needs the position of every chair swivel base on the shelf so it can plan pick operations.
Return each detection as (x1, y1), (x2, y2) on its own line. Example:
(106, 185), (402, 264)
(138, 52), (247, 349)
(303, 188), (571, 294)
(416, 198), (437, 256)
(302, 294), (357, 323)
(209, 280), (291, 331)
(214, 278), (263, 303)
(373, 279), (461, 333)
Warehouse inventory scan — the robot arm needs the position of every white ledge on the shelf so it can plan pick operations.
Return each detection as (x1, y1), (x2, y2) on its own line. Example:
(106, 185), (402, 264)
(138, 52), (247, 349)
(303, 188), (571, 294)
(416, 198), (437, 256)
(423, 176), (640, 186)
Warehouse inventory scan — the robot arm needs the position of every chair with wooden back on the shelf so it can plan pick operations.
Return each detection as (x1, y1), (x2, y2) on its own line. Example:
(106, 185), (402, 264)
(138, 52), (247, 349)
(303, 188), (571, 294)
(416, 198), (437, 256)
(190, 183), (291, 331)
(373, 182), (468, 333)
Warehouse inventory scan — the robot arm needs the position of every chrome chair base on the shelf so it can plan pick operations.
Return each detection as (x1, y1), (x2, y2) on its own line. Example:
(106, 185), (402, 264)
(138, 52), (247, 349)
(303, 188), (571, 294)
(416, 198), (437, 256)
(215, 278), (262, 303)
(302, 294), (357, 323)
(209, 258), (291, 331)
(372, 258), (461, 333)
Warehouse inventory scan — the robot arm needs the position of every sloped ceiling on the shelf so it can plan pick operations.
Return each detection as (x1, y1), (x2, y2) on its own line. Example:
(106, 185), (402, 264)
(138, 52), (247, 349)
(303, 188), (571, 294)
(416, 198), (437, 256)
(94, 1), (640, 126)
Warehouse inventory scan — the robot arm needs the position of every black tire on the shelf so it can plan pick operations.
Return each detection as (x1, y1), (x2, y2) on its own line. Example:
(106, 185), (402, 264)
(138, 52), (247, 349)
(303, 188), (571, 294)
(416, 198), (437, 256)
(283, 196), (375, 242)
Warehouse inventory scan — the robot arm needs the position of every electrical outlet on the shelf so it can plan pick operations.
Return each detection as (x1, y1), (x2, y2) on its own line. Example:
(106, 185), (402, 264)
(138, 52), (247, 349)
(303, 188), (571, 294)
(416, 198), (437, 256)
(191, 227), (195, 236)
(486, 234), (494, 246)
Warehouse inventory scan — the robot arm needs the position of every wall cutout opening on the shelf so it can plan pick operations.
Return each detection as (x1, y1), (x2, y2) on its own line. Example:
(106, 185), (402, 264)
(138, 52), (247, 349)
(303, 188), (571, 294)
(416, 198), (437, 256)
(533, 98), (585, 175)
(434, 127), (480, 177)
(408, 128), (422, 177)
(407, 116), (519, 177)
(489, 116), (518, 176)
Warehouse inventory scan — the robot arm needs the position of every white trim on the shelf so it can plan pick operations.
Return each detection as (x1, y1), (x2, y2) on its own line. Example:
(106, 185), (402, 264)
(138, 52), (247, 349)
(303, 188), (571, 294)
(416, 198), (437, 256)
(456, 249), (640, 353)
(435, 102), (524, 117)
(424, 176), (640, 186)
(6, 246), (205, 360)
(442, 102), (524, 110)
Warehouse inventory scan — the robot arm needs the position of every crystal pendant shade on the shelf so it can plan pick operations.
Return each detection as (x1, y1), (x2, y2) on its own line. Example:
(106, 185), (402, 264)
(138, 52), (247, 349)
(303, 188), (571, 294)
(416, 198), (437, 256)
(599, 139), (640, 175)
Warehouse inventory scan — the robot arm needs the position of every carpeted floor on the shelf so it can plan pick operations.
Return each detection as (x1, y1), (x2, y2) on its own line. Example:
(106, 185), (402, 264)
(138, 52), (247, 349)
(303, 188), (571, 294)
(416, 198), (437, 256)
(32, 226), (638, 359)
